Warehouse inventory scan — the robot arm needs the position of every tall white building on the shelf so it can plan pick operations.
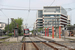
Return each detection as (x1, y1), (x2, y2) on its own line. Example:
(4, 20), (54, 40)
(33, 22), (36, 29)
(67, 16), (70, 25)
(36, 10), (43, 29)
(36, 6), (70, 30)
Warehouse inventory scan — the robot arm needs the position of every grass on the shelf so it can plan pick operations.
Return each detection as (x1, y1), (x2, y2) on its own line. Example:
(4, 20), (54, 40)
(0, 37), (10, 42)
(65, 38), (75, 41)
(49, 35), (56, 37)
(22, 36), (25, 41)
(2, 42), (20, 45)
(0, 39), (6, 41)
(2, 35), (9, 37)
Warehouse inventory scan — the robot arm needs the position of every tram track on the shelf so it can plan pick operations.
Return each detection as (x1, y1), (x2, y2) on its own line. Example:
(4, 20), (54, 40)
(22, 43), (26, 50)
(22, 36), (75, 50)
(29, 37), (39, 50)
(29, 37), (57, 50)
(37, 36), (75, 50)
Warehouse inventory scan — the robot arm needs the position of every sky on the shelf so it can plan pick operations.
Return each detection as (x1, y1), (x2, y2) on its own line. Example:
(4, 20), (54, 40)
(0, 0), (75, 30)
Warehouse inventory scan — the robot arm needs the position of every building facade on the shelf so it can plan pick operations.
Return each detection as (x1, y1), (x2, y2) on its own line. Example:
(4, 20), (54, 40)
(33, 22), (36, 29)
(67, 16), (70, 25)
(36, 6), (70, 30)
(0, 22), (6, 30)
(36, 10), (43, 29)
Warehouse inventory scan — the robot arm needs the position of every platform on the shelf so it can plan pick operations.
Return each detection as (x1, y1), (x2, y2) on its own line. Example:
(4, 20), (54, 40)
(5, 36), (23, 42)
(41, 36), (64, 41)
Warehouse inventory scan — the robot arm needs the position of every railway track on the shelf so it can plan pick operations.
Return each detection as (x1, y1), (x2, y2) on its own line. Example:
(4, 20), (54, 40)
(34, 37), (66, 50)
(22, 37), (39, 50)
(29, 37), (54, 50)
(22, 36), (75, 50)
(37, 36), (75, 50)
(22, 43), (26, 50)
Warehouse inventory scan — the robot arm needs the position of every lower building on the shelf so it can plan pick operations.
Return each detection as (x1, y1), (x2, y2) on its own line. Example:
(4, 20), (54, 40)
(0, 22), (6, 30)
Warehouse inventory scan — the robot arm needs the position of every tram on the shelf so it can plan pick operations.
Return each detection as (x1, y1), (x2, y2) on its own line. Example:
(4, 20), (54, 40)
(24, 28), (29, 37)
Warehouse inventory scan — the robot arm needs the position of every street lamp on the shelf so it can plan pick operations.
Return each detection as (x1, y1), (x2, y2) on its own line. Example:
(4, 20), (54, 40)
(57, 18), (59, 37)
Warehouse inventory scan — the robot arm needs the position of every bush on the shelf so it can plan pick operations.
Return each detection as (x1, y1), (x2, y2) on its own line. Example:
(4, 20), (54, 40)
(18, 33), (24, 36)
(8, 33), (24, 36)
(8, 33), (14, 36)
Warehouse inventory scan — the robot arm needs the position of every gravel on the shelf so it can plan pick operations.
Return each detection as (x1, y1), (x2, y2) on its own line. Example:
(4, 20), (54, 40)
(0, 42), (22, 50)
(36, 43), (54, 50)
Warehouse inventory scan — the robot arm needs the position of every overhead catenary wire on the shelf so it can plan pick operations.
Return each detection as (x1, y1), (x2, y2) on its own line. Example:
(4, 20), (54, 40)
(28, 23), (34, 28)
(62, 2), (75, 6)
(1, 7), (75, 11)
(26, 11), (30, 23)
(0, 4), (43, 8)
(0, 10), (8, 18)
(28, 0), (31, 12)
(0, 10), (9, 33)
(0, 4), (26, 8)
(50, 0), (55, 6)
(25, 0), (31, 28)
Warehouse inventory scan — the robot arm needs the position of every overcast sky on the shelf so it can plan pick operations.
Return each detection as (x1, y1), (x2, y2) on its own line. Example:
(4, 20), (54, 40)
(0, 0), (75, 30)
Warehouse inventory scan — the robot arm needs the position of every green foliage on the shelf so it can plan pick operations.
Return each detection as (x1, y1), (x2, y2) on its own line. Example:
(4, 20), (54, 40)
(37, 28), (43, 32)
(54, 27), (59, 29)
(8, 33), (14, 36)
(5, 18), (23, 34)
(67, 25), (71, 26)
(18, 33), (24, 36)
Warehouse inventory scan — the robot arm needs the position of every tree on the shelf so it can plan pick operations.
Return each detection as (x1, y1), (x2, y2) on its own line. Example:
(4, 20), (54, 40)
(5, 18), (23, 34)
(74, 24), (75, 26)
(67, 25), (71, 26)
(37, 28), (43, 32)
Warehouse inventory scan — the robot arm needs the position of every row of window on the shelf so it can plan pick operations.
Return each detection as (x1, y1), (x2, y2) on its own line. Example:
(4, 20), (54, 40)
(37, 20), (43, 21)
(44, 24), (60, 25)
(38, 15), (61, 17)
(44, 20), (60, 22)
(44, 18), (60, 19)
(43, 15), (61, 16)
(44, 8), (60, 12)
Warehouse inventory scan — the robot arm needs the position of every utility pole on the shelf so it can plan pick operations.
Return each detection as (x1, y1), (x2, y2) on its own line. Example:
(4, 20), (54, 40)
(11, 18), (14, 37)
(8, 18), (9, 34)
(55, 15), (56, 36)
(57, 18), (59, 37)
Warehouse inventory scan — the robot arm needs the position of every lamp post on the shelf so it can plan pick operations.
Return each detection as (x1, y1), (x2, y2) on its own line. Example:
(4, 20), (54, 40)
(57, 18), (59, 37)
(62, 28), (65, 41)
(55, 15), (56, 36)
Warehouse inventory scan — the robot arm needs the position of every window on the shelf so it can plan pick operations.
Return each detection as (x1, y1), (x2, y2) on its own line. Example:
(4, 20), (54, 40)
(44, 7), (60, 13)
(1, 24), (4, 27)
(24, 30), (29, 34)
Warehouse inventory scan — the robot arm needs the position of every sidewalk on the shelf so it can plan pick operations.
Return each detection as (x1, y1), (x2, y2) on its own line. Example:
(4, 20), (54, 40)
(62, 36), (75, 40)
(5, 36), (23, 42)
(0, 36), (9, 39)
(41, 36), (64, 41)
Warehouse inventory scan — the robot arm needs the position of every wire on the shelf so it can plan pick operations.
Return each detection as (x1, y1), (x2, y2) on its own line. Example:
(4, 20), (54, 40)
(29, 0), (30, 12)
(50, 0), (55, 6)
(1, 10), (8, 18)
(24, 0), (31, 27)
(2, 7), (75, 11)
(28, 23), (34, 28)
(1, 8), (41, 11)
(0, 4), (26, 8)
(26, 11), (30, 23)
(0, 4), (43, 8)
(62, 2), (75, 6)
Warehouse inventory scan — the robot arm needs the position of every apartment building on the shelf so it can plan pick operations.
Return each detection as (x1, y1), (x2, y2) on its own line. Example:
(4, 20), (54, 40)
(33, 22), (36, 29)
(36, 10), (43, 29)
(67, 16), (70, 25)
(0, 22), (6, 30)
(36, 6), (70, 30)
